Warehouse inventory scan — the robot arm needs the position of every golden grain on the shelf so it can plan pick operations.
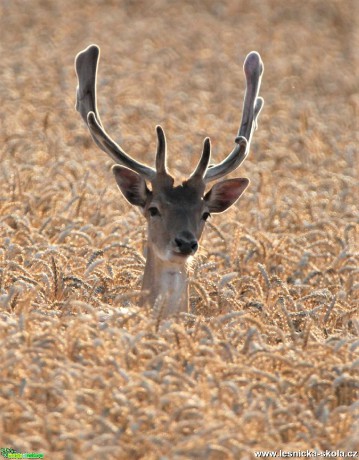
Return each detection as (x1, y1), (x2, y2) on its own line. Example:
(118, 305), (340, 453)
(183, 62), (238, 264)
(0, 0), (358, 456)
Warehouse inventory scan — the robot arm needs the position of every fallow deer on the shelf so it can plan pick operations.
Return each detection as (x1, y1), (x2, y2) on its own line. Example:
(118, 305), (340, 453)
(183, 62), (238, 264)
(75, 44), (263, 316)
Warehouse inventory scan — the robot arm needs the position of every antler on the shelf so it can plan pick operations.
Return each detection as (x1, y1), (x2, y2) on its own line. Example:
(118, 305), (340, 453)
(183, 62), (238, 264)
(202, 51), (264, 183)
(76, 45), (263, 186)
(75, 44), (158, 182)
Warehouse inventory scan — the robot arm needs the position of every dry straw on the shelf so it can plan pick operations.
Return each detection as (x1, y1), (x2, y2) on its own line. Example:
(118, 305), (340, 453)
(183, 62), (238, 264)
(0, 0), (358, 457)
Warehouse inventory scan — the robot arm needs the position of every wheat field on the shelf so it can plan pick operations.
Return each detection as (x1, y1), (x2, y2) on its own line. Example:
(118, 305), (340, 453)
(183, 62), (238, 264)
(0, 0), (358, 458)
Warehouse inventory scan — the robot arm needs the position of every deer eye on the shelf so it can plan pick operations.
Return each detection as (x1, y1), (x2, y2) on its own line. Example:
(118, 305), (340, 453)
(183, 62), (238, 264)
(148, 206), (160, 217)
(202, 212), (211, 221)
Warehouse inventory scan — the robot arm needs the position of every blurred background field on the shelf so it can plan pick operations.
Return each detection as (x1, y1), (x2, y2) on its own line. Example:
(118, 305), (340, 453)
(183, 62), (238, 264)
(0, 0), (358, 458)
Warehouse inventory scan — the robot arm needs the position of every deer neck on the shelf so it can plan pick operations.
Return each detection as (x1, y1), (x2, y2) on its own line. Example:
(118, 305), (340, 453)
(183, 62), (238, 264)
(142, 245), (189, 316)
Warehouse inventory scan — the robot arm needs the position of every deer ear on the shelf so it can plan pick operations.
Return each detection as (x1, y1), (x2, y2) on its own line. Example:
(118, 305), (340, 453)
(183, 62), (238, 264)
(112, 165), (149, 207)
(204, 178), (249, 213)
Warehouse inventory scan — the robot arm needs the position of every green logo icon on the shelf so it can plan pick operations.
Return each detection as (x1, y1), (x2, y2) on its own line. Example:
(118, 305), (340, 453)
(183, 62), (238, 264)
(0, 448), (44, 459)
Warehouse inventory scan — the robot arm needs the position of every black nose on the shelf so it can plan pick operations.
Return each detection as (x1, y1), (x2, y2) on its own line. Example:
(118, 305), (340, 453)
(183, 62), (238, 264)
(175, 237), (198, 255)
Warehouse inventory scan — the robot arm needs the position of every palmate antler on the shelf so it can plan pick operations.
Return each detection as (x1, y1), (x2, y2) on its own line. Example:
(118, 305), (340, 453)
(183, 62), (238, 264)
(75, 44), (263, 184)
(75, 45), (157, 181)
(203, 52), (264, 183)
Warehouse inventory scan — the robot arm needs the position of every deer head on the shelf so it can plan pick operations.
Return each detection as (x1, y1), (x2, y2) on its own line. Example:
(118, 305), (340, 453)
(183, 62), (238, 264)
(75, 44), (263, 314)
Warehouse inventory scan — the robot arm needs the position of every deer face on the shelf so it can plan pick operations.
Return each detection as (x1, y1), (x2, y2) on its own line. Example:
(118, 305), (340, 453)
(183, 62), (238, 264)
(144, 184), (205, 263)
(112, 165), (249, 264)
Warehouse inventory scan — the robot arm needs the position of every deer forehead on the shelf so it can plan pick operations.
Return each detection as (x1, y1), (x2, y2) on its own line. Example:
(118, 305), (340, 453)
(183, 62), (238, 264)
(151, 183), (204, 207)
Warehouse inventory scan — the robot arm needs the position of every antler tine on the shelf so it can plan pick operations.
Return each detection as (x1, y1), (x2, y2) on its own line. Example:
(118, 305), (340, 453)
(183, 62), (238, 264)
(75, 44), (156, 182)
(155, 125), (167, 175)
(75, 44), (101, 125)
(187, 137), (211, 182)
(203, 51), (264, 184)
(238, 51), (264, 140)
